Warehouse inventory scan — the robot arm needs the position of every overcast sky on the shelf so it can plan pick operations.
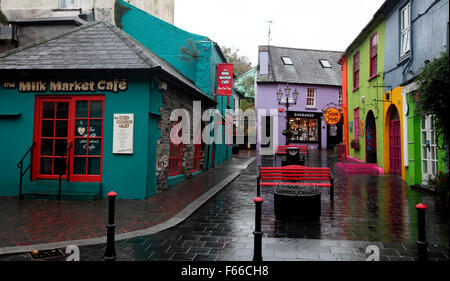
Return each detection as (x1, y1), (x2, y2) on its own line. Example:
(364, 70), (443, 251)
(174, 0), (385, 66)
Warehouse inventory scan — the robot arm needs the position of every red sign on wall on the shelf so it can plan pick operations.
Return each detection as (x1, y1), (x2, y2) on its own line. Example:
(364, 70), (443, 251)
(216, 63), (233, 96)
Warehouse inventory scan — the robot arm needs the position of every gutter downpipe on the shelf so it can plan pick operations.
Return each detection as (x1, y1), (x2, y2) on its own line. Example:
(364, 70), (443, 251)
(402, 0), (414, 169)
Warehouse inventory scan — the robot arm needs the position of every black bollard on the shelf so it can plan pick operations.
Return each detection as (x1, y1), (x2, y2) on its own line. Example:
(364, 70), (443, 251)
(415, 203), (428, 261)
(104, 191), (117, 261)
(253, 196), (264, 262)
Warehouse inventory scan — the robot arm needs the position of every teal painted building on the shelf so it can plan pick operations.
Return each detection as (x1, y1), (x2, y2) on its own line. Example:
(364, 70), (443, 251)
(0, 21), (216, 200)
(117, 0), (233, 170)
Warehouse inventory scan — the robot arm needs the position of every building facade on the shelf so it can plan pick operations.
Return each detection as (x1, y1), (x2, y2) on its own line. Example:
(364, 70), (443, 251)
(341, 0), (449, 185)
(383, 0), (449, 185)
(341, 7), (387, 172)
(0, 1), (235, 200)
(256, 46), (343, 151)
(117, 0), (233, 171)
(0, 22), (215, 200)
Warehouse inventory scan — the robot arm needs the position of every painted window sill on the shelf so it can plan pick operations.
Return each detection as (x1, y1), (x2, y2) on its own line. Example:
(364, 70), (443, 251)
(305, 107), (317, 110)
(368, 74), (379, 81)
(352, 87), (359, 93)
(398, 55), (410, 66)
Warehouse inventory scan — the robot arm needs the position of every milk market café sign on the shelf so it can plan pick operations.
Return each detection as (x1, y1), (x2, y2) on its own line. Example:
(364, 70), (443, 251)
(2, 79), (128, 93)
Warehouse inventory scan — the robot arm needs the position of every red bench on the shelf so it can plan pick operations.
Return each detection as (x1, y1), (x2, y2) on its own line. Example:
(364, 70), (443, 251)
(257, 165), (334, 201)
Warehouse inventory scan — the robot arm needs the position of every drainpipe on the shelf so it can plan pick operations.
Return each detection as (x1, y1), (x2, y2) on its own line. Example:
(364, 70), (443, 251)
(401, 0), (415, 171)
(401, 90), (409, 168)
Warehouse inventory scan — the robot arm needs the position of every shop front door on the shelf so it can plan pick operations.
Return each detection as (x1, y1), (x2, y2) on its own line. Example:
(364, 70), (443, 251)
(33, 95), (104, 182)
(389, 110), (401, 175)
(365, 111), (377, 164)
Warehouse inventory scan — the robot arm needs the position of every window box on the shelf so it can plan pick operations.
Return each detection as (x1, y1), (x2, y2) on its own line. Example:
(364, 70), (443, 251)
(350, 139), (360, 151)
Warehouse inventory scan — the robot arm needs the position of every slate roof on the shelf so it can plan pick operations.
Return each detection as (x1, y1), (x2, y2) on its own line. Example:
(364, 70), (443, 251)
(0, 21), (210, 101)
(257, 45), (343, 87)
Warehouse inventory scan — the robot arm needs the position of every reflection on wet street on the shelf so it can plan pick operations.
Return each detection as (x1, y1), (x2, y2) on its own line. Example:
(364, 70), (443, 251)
(31, 149), (447, 261)
(259, 150), (448, 245)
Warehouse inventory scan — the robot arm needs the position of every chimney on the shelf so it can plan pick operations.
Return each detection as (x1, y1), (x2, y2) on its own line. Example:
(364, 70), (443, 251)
(258, 46), (269, 75)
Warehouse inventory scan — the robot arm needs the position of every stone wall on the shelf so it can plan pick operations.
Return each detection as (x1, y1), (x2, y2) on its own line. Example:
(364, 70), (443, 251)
(155, 84), (209, 192)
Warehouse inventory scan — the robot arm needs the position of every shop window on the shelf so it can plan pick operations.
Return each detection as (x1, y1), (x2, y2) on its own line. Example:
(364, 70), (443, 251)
(306, 88), (316, 108)
(353, 51), (360, 90)
(370, 32), (378, 78)
(400, 2), (411, 58)
(287, 117), (318, 142)
(72, 99), (103, 180)
(34, 96), (104, 182)
(168, 122), (183, 176)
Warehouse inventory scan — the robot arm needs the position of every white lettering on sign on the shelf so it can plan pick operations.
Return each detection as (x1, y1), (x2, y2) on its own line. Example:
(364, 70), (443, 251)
(113, 114), (134, 154)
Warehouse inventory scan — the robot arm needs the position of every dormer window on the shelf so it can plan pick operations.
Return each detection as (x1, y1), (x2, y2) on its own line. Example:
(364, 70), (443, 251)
(320, 59), (331, 68)
(281, 56), (293, 65)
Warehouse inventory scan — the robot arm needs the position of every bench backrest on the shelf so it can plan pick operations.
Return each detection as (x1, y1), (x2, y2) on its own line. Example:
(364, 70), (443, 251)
(259, 165), (332, 181)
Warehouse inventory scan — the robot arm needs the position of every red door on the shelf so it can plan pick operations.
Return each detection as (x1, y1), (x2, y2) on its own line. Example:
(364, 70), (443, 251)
(34, 98), (71, 179)
(33, 95), (104, 182)
(389, 119), (401, 175)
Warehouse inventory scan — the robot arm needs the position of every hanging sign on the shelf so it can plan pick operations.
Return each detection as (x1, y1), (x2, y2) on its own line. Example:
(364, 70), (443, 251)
(113, 114), (134, 154)
(360, 120), (365, 138)
(324, 107), (341, 125)
(216, 63), (233, 96)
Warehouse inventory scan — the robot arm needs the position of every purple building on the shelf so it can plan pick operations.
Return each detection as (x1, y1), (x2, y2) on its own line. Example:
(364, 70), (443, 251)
(256, 46), (343, 151)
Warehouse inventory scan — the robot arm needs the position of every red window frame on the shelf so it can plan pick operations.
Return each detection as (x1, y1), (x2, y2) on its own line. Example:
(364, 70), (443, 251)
(32, 95), (104, 182)
(353, 51), (360, 91)
(192, 144), (202, 173)
(168, 121), (183, 176)
(369, 32), (378, 79)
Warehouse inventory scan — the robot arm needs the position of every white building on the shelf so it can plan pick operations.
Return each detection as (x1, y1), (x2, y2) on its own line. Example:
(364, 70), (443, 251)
(0, 0), (174, 24)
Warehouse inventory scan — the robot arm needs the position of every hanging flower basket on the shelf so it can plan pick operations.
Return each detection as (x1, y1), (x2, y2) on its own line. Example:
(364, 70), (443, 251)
(350, 139), (360, 151)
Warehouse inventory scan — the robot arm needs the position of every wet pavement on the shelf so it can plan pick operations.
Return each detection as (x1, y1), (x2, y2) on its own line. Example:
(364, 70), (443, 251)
(3, 149), (447, 261)
(1, 149), (448, 261)
(0, 150), (255, 249)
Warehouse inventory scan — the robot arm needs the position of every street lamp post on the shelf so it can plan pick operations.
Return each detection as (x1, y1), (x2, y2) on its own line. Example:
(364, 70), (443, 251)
(277, 85), (299, 144)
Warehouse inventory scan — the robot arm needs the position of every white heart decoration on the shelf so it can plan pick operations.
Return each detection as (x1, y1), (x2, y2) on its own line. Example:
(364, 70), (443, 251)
(77, 127), (86, 136)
